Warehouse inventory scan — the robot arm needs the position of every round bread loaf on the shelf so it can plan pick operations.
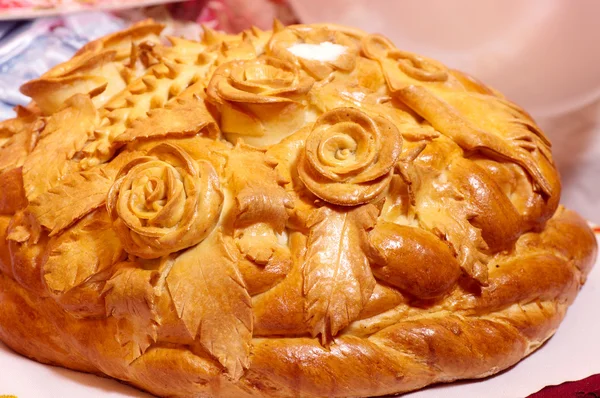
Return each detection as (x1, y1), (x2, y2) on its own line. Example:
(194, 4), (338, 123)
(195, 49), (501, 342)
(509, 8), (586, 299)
(0, 19), (596, 397)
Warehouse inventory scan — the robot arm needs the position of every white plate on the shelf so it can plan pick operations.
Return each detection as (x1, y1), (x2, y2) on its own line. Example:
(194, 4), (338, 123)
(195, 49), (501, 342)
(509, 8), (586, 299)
(0, 0), (183, 21)
(0, 229), (598, 397)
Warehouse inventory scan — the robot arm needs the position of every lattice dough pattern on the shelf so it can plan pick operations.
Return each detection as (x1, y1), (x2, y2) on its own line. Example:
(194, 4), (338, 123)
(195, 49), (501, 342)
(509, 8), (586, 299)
(0, 20), (596, 398)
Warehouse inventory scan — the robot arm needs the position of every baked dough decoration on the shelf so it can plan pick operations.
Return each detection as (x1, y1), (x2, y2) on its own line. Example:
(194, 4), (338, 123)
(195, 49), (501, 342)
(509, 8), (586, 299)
(0, 19), (596, 397)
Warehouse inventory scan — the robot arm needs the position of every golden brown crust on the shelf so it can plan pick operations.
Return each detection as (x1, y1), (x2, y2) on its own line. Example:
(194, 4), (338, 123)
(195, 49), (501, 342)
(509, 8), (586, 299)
(0, 209), (590, 397)
(0, 167), (27, 215)
(367, 222), (461, 299)
(0, 19), (596, 398)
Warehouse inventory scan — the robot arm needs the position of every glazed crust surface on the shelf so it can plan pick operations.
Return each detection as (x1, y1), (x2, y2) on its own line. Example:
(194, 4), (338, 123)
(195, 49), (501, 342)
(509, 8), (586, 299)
(0, 20), (597, 398)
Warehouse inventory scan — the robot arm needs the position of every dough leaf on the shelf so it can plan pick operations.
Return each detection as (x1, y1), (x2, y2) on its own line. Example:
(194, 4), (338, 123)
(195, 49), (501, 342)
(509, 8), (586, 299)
(303, 204), (378, 342)
(166, 231), (252, 380)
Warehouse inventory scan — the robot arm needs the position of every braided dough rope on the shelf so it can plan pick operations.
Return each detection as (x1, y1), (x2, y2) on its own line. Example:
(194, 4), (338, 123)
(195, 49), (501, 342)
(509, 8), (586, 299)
(0, 208), (594, 397)
(0, 20), (596, 398)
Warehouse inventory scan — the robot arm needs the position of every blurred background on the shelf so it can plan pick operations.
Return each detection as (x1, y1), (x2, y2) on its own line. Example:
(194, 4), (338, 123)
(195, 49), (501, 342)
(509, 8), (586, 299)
(1, 0), (599, 222)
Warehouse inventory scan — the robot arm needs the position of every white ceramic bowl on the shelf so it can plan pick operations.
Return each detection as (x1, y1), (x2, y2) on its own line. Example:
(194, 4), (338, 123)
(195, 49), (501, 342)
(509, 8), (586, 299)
(288, 0), (600, 118)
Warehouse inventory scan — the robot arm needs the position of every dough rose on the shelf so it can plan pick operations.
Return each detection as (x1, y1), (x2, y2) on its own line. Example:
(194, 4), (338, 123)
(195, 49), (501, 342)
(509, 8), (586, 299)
(268, 24), (364, 80)
(297, 107), (402, 205)
(207, 55), (314, 146)
(107, 143), (223, 259)
(361, 34), (450, 91)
